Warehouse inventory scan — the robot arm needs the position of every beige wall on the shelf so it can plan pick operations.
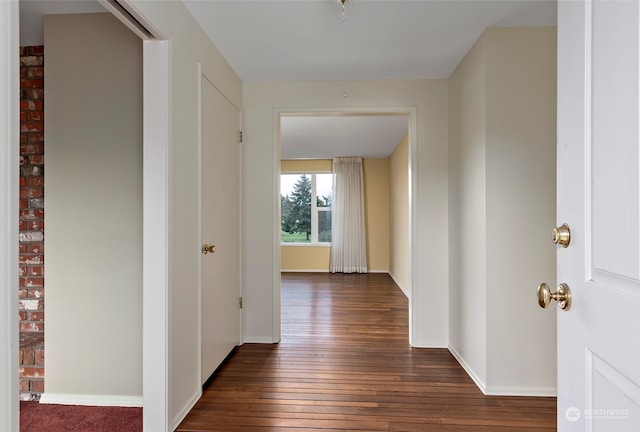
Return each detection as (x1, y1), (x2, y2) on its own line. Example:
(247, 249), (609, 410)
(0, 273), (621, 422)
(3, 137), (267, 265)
(281, 246), (331, 271)
(280, 158), (390, 272)
(363, 158), (390, 272)
(448, 27), (557, 395)
(389, 134), (410, 295)
(281, 159), (331, 172)
(44, 13), (142, 402)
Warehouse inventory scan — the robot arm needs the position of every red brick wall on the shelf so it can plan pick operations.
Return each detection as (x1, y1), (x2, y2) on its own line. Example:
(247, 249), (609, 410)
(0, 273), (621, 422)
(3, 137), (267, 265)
(19, 46), (45, 401)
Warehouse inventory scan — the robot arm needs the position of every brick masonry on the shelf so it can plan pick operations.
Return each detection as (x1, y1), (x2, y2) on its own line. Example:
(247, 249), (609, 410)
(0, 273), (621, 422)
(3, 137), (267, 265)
(19, 46), (45, 401)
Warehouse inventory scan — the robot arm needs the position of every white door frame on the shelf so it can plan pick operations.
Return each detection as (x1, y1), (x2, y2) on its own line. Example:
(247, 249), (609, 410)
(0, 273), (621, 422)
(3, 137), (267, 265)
(0, 0), (20, 430)
(99, 2), (172, 429)
(142, 40), (171, 432)
(272, 107), (418, 344)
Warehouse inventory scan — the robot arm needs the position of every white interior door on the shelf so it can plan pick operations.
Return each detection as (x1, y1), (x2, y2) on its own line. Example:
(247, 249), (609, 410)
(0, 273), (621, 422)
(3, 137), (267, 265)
(557, 1), (640, 430)
(200, 74), (241, 385)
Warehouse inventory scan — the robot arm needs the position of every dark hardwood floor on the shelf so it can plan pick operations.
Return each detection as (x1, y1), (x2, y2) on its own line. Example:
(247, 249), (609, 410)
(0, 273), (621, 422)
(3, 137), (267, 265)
(176, 273), (556, 431)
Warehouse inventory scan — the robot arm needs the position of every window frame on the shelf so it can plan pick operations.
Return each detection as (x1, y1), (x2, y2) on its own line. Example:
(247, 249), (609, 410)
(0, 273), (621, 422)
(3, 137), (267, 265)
(280, 171), (333, 245)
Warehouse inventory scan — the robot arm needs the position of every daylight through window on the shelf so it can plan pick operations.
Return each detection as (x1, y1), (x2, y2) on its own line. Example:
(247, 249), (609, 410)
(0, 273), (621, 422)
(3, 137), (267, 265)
(281, 173), (333, 244)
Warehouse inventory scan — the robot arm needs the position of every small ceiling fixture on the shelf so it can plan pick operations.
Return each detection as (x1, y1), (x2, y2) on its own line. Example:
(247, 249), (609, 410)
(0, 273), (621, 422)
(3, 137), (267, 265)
(335, 0), (351, 21)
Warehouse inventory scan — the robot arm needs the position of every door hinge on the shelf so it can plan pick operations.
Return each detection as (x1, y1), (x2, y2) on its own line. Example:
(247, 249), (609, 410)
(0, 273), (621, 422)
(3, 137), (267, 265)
(238, 131), (243, 143)
(239, 297), (243, 309)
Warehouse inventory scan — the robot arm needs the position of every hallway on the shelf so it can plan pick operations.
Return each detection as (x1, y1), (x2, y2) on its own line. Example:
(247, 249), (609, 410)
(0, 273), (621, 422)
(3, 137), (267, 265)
(176, 273), (556, 431)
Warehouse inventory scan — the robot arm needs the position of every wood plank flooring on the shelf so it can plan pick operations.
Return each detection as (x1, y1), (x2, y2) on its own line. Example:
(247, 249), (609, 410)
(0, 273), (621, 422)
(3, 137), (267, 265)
(176, 273), (556, 431)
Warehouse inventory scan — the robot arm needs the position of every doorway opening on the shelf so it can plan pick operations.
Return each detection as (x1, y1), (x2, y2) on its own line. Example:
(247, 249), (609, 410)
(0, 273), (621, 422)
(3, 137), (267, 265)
(275, 111), (415, 344)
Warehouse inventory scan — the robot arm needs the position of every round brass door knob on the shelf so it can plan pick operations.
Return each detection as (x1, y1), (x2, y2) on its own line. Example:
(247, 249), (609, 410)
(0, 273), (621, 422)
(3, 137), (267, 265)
(537, 282), (572, 311)
(552, 224), (571, 247)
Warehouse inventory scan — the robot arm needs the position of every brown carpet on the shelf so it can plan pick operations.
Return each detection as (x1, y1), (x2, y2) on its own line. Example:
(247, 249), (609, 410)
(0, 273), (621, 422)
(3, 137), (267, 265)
(20, 401), (142, 432)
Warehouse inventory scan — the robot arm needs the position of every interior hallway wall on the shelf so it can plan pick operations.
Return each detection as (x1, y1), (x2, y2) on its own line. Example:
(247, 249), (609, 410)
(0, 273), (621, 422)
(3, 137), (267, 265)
(448, 33), (488, 388)
(448, 26), (557, 395)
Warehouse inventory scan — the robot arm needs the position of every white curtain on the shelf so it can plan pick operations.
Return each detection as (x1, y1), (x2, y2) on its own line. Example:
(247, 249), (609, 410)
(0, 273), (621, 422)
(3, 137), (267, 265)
(330, 157), (367, 273)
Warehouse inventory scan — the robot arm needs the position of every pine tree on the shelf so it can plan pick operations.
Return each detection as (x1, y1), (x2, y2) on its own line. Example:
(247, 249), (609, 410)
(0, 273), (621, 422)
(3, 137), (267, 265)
(283, 175), (312, 240)
(281, 194), (295, 233)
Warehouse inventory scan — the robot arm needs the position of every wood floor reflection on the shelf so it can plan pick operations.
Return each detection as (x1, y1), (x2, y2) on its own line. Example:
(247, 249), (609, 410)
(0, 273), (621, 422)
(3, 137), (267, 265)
(176, 272), (556, 431)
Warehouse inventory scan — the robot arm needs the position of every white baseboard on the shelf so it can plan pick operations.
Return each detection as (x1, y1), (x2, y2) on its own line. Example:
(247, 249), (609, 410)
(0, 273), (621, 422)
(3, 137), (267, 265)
(448, 344), (487, 394)
(280, 269), (390, 274)
(484, 385), (557, 397)
(411, 341), (448, 349)
(39, 393), (143, 407)
(447, 345), (557, 397)
(242, 336), (278, 344)
(172, 389), (201, 431)
(388, 271), (409, 298)
(281, 269), (329, 273)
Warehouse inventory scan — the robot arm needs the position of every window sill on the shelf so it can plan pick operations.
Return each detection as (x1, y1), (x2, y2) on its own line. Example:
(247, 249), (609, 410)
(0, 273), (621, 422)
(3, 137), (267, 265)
(281, 243), (331, 247)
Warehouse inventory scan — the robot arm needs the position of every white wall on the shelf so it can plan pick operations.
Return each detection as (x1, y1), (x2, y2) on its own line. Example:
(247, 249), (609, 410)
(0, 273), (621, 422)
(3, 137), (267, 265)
(242, 80), (449, 347)
(448, 27), (557, 395)
(125, 1), (243, 428)
(44, 13), (143, 403)
(484, 27), (557, 394)
(448, 35), (488, 387)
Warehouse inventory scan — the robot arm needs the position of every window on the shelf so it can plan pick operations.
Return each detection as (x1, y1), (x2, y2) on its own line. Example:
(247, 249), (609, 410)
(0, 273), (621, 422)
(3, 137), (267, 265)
(281, 173), (333, 244)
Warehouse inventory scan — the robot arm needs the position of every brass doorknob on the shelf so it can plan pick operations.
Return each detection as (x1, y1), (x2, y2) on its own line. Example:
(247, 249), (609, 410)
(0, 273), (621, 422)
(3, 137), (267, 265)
(537, 283), (572, 311)
(552, 224), (571, 247)
(202, 244), (216, 255)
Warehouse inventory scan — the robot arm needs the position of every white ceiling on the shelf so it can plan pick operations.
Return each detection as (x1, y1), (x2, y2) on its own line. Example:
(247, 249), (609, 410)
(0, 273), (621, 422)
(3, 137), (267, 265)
(281, 115), (409, 159)
(18, 0), (556, 158)
(183, 0), (556, 81)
